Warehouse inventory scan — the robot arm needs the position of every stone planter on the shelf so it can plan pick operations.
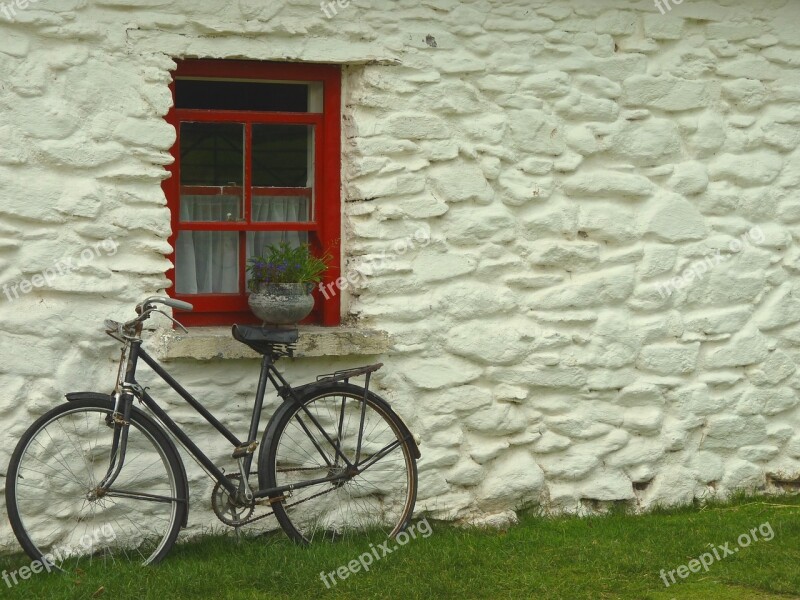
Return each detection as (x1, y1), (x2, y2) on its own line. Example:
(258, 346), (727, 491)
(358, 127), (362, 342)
(248, 283), (315, 325)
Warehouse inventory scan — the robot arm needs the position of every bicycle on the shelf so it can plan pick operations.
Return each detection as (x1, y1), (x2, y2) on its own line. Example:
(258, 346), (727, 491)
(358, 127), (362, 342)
(5, 296), (420, 566)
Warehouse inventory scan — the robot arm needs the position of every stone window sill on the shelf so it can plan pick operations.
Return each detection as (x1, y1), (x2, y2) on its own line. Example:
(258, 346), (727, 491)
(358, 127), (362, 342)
(148, 326), (390, 361)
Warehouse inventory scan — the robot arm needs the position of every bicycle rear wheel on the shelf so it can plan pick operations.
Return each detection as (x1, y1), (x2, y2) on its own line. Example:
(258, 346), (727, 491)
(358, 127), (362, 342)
(5, 398), (187, 566)
(260, 383), (418, 543)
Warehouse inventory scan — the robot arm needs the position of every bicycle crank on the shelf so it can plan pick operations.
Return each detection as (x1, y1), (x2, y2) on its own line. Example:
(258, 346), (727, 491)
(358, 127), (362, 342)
(211, 474), (256, 527)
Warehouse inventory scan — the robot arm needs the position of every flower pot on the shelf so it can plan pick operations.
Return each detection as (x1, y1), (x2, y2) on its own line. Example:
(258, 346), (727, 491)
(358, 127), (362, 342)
(248, 283), (315, 325)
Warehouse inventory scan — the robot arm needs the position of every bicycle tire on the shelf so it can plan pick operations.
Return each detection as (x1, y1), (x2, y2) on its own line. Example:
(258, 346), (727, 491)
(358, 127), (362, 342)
(259, 382), (418, 544)
(6, 397), (188, 566)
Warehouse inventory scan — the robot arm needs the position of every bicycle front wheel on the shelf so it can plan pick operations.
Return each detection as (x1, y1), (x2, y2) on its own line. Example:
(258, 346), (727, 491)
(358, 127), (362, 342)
(6, 398), (187, 566)
(260, 383), (418, 543)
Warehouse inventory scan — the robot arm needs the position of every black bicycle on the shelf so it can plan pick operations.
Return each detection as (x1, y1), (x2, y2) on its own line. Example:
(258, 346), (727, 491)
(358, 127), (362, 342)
(5, 296), (419, 565)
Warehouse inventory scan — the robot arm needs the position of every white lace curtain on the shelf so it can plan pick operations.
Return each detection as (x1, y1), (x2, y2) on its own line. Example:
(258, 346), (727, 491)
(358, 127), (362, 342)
(175, 195), (309, 294)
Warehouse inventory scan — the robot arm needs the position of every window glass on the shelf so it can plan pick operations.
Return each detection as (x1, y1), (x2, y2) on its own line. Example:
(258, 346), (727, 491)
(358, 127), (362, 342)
(175, 79), (322, 113)
(180, 122), (244, 222)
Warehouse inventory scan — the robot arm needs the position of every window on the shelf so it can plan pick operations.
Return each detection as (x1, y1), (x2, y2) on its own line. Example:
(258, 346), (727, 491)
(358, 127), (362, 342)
(163, 60), (342, 327)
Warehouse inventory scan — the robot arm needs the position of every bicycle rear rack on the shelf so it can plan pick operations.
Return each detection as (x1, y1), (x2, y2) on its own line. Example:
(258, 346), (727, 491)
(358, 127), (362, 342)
(315, 363), (383, 385)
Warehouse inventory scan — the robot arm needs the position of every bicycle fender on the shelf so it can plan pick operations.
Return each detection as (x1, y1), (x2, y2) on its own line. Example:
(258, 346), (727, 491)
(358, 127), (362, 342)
(64, 392), (191, 527)
(280, 383), (421, 460)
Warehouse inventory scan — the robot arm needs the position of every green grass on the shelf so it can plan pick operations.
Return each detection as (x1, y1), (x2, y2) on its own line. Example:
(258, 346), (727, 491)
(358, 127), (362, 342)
(2, 494), (800, 599)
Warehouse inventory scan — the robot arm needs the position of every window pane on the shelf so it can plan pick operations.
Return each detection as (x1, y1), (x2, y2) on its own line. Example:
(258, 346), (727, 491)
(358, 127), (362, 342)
(247, 231), (309, 261)
(252, 124), (314, 187)
(180, 195), (242, 222)
(252, 195), (310, 223)
(175, 231), (239, 294)
(175, 79), (322, 113)
(180, 122), (244, 221)
(180, 122), (243, 186)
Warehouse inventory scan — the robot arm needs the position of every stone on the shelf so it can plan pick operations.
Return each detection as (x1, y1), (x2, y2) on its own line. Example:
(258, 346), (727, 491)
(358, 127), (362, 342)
(467, 436), (510, 464)
(444, 386), (493, 414)
(643, 14), (684, 40)
(477, 450), (545, 509)
(412, 249), (477, 283)
(113, 117), (176, 148)
(683, 306), (753, 335)
(637, 343), (700, 375)
(519, 71), (571, 97)
(555, 93), (618, 122)
(689, 451), (724, 484)
(0, 31), (29, 57)
(746, 350), (796, 386)
(721, 79), (768, 111)
(720, 459), (763, 492)
(562, 171), (652, 198)
(642, 468), (697, 509)
(527, 266), (635, 309)
(383, 112), (450, 139)
(641, 191), (707, 242)
(533, 431), (571, 453)
(577, 203), (638, 244)
(537, 450), (599, 480)
(668, 161), (709, 196)
(615, 383), (665, 407)
(434, 282), (518, 319)
(507, 109), (565, 156)
(527, 240), (600, 270)
(674, 383), (727, 417)
(464, 403), (527, 435)
(690, 114), (726, 156)
(565, 125), (601, 156)
(709, 152), (784, 187)
(738, 445), (780, 462)
(445, 321), (531, 365)
(489, 365), (587, 389)
(739, 388), (799, 416)
(575, 74), (621, 99)
(498, 168), (550, 205)
(717, 56), (780, 80)
(606, 437), (665, 469)
(446, 460), (484, 487)
(703, 415), (768, 449)
(622, 74), (711, 111)
(622, 407), (663, 436)
(545, 414), (612, 440)
(428, 162), (494, 204)
(608, 119), (681, 167)
(402, 357), (482, 390)
(754, 282), (800, 330)
(493, 384), (528, 403)
(578, 469), (634, 501)
(639, 244), (678, 278)
(460, 113), (507, 144)
(705, 329), (770, 369)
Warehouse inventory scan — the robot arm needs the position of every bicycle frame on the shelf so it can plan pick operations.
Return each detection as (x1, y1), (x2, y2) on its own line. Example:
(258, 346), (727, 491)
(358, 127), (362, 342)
(101, 339), (365, 500)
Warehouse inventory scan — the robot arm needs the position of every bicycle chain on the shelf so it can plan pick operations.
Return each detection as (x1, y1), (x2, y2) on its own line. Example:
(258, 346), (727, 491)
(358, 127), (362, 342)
(235, 469), (339, 527)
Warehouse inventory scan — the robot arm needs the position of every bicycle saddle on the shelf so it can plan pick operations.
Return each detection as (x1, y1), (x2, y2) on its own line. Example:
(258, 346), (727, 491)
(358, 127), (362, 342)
(231, 324), (299, 354)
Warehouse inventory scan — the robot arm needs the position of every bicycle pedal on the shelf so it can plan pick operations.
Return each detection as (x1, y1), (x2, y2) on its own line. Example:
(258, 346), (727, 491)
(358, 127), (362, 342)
(232, 440), (259, 459)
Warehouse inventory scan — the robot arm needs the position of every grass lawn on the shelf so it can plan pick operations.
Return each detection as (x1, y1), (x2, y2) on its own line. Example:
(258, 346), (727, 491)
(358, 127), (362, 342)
(1, 494), (799, 599)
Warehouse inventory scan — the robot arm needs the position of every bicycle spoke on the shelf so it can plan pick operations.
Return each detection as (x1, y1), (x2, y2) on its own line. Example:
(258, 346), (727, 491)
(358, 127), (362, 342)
(8, 403), (185, 566)
(266, 386), (416, 543)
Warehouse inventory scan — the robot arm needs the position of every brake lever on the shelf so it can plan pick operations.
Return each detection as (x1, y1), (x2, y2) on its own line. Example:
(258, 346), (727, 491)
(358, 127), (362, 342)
(151, 308), (189, 333)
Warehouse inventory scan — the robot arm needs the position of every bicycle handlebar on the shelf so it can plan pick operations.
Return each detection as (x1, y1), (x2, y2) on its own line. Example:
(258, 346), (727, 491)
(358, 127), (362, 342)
(137, 296), (194, 313)
(106, 297), (194, 340)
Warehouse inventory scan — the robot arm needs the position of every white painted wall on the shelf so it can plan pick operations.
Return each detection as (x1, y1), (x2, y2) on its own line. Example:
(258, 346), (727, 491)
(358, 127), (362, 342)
(1, 0), (800, 544)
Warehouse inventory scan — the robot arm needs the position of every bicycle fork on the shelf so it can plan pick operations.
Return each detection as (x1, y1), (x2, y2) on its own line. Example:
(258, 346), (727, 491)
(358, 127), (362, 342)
(93, 339), (142, 498)
(89, 388), (136, 499)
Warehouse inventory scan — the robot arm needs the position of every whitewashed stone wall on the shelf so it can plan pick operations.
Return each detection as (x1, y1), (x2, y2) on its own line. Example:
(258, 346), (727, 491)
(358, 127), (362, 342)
(1, 0), (800, 543)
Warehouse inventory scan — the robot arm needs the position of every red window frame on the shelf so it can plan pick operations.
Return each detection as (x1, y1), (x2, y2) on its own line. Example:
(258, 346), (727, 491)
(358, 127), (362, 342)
(163, 59), (341, 327)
